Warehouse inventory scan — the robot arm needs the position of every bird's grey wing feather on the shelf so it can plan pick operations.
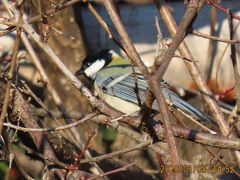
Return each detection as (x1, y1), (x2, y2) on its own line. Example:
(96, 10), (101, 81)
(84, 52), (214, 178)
(96, 66), (214, 124)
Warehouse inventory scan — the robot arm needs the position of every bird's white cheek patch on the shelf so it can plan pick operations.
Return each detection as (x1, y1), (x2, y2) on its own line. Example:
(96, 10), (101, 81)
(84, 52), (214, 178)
(84, 59), (105, 78)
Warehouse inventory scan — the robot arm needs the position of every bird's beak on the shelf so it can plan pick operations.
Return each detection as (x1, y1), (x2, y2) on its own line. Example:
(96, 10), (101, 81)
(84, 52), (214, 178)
(75, 68), (84, 76)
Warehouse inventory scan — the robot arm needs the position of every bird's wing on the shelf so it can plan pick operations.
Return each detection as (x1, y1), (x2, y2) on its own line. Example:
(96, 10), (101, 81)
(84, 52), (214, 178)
(95, 65), (214, 124)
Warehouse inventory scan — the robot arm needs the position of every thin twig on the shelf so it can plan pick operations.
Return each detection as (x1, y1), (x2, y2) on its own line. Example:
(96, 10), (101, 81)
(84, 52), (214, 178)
(3, 113), (96, 132)
(20, 81), (54, 118)
(206, 3), (217, 82)
(207, 0), (240, 21)
(86, 162), (136, 180)
(0, 20), (17, 26)
(28, 0), (83, 24)
(192, 29), (240, 44)
(228, 9), (240, 120)
(78, 131), (96, 161)
(80, 140), (151, 164)
(154, 16), (163, 57)
(204, 147), (240, 177)
(172, 106), (216, 134)
(0, 9), (22, 133)
(215, 22), (240, 91)
(0, 26), (16, 37)
(18, 142), (68, 169)
(52, 27), (75, 40)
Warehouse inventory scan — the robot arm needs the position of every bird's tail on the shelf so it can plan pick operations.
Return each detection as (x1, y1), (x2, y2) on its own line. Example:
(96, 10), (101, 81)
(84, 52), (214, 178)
(161, 88), (215, 125)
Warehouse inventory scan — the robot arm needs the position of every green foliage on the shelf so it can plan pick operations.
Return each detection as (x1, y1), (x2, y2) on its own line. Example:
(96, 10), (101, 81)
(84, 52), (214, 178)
(99, 125), (117, 152)
(0, 161), (8, 180)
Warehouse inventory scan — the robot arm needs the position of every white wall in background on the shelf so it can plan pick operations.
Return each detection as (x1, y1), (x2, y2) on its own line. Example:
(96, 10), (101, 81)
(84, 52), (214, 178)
(82, 1), (240, 90)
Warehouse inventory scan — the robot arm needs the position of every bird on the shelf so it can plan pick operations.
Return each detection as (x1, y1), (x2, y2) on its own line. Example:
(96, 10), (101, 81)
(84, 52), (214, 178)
(75, 49), (215, 125)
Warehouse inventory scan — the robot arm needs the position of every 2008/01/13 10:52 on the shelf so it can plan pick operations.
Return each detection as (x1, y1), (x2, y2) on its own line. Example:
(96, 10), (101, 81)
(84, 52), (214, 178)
(159, 164), (236, 174)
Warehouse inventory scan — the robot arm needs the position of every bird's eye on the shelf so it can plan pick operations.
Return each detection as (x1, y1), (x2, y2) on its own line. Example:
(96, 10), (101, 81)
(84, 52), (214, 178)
(102, 87), (107, 92)
(87, 63), (91, 66)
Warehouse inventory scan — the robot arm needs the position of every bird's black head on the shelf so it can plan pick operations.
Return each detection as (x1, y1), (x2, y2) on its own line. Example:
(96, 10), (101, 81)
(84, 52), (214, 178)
(75, 49), (114, 79)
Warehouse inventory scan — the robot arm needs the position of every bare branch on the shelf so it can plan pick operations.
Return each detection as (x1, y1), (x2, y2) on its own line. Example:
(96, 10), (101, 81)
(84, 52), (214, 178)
(0, 8), (22, 133)
(3, 112), (96, 132)
(80, 140), (151, 164)
(192, 29), (240, 44)
(227, 9), (240, 120)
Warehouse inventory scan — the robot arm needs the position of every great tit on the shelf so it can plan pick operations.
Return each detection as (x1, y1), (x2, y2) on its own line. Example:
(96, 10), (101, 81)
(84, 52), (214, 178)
(75, 49), (214, 124)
